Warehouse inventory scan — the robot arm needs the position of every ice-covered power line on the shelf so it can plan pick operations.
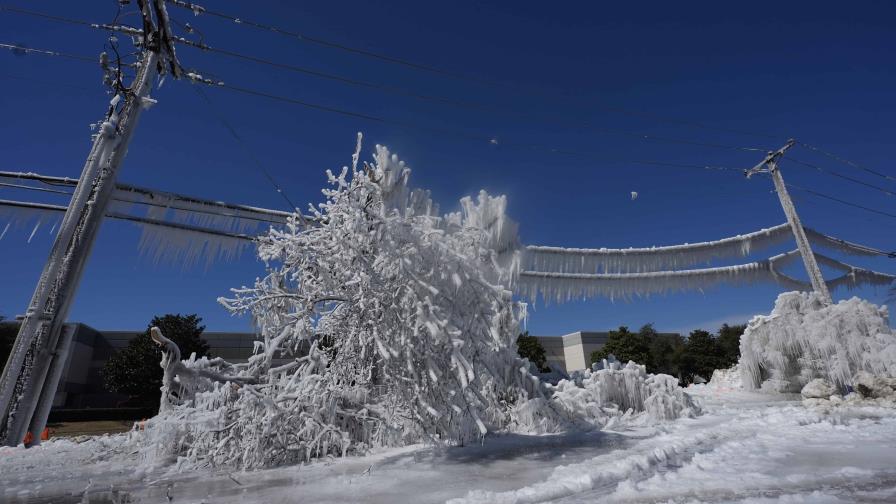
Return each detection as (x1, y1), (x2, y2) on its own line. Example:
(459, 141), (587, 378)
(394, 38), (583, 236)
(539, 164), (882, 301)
(0, 42), (95, 63)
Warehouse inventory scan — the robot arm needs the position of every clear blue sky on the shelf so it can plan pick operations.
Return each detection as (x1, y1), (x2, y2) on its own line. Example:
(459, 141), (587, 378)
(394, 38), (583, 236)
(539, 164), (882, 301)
(1, 1), (894, 336)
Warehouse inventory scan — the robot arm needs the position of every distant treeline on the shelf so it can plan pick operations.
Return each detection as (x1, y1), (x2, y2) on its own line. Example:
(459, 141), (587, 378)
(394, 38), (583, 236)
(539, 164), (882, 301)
(590, 323), (745, 385)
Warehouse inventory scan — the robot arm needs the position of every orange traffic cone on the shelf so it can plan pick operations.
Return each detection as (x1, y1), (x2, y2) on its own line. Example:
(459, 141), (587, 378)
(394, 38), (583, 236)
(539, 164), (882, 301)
(22, 431), (33, 445)
(40, 427), (50, 441)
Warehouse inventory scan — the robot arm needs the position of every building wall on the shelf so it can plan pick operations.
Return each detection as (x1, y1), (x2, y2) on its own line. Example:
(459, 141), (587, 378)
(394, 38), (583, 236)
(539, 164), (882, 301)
(561, 331), (611, 372)
(534, 336), (566, 372)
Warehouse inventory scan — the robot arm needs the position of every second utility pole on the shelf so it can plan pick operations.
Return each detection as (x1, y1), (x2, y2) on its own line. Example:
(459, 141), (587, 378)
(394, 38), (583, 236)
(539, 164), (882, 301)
(747, 139), (833, 304)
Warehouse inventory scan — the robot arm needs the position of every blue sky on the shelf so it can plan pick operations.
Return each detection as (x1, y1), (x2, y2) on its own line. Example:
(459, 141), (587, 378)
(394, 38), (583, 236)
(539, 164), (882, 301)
(1, 1), (894, 336)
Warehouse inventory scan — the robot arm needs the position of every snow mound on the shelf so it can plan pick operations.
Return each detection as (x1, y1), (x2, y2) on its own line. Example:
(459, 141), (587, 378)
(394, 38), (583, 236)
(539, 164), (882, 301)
(801, 378), (836, 399)
(549, 361), (701, 429)
(708, 364), (744, 390)
(740, 291), (896, 393)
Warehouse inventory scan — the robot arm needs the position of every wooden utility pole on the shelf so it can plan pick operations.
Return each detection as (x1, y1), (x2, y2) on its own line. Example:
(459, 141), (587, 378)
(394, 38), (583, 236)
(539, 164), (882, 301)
(746, 139), (833, 304)
(0, 0), (177, 447)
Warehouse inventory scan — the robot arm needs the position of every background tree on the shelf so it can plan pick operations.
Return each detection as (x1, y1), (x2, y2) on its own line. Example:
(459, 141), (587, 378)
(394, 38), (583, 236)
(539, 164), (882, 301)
(0, 316), (18, 369)
(716, 323), (746, 368)
(517, 331), (549, 372)
(647, 329), (686, 378)
(590, 326), (651, 366)
(680, 329), (723, 383)
(101, 314), (208, 408)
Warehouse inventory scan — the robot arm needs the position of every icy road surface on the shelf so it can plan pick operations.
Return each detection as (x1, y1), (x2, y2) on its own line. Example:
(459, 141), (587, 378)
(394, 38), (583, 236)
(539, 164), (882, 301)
(2, 389), (895, 503)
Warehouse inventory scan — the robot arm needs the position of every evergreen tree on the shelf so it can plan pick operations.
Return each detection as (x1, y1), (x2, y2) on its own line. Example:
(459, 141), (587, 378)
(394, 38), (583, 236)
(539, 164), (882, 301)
(681, 329), (722, 383)
(0, 317), (17, 369)
(716, 323), (746, 368)
(101, 314), (208, 408)
(590, 326), (651, 366)
(516, 331), (549, 372)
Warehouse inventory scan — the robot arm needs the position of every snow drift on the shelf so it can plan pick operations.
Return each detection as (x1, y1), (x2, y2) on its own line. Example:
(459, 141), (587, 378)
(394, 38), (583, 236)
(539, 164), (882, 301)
(740, 291), (896, 393)
(549, 361), (701, 429)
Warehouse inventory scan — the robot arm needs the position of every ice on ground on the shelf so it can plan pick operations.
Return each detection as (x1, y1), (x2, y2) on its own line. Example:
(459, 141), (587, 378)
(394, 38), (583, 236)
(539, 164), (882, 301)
(3, 385), (896, 502)
(739, 291), (896, 393)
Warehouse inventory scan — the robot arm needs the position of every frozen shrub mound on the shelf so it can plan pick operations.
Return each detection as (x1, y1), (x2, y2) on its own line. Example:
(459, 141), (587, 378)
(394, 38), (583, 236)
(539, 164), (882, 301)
(549, 361), (701, 428)
(133, 136), (552, 469)
(740, 291), (896, 393)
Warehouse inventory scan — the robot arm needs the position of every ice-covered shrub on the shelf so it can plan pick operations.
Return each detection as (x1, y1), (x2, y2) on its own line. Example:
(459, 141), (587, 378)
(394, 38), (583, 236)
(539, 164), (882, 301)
(136, 137), (551, 469)
(740, 291), (896, 393)
(550, 361), (701, 428)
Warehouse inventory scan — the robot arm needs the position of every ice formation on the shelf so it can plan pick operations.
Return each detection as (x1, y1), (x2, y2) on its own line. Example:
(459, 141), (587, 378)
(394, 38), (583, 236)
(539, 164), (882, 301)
(740, 291), (896, 393)
(549, 361), (701, 428)
(132, 139), (552, 469)
(519, 248), (896, 303)
(523, 223), (792, 274)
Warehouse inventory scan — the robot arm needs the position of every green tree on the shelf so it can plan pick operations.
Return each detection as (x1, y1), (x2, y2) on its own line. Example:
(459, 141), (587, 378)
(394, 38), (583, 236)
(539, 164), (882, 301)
(716, 323), (745, 368)
(101, 314), (209, 408)
(0, 317), (18, 370)
(516, 331), (549, 372)
(681, 329), (723, 383)
(647, 330), (686, 378)
(590, 326), (651, 367)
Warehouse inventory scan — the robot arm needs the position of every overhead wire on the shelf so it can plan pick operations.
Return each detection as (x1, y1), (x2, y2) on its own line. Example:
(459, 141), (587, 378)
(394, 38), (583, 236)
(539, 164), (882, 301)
(2, 4), (776, 151)
(162, 0), (784, 142)
(784, 156), (895, 197)
(786, 183), (896, 220)
(192, 85), (300, 215)
(798, 141), (896, 183)
(0, 38), (765, 184)
(162, 0), (483, 83)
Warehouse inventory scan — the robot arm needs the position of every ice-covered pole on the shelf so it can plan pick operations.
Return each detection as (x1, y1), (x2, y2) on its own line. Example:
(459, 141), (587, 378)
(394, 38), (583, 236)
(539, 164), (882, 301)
(0, 0), (179, 447)
(746, 139), (832, 304)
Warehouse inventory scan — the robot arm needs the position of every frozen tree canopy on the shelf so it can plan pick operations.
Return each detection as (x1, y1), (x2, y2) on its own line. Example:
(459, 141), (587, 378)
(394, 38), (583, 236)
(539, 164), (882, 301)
(133, 138), (550, 469)
(739, 291), (896, 393)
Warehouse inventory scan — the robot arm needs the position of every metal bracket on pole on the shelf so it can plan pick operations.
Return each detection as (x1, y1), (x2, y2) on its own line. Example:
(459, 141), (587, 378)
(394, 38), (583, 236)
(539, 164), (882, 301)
(747, 139), (833, 304)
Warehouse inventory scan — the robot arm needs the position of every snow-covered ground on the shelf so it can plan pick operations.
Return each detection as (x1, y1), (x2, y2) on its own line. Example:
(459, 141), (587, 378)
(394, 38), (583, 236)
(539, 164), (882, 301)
(2, 387), (895, 503)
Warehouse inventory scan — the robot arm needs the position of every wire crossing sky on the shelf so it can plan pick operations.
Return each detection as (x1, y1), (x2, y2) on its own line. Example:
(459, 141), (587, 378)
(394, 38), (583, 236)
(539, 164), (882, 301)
(0, 0), (894, 336)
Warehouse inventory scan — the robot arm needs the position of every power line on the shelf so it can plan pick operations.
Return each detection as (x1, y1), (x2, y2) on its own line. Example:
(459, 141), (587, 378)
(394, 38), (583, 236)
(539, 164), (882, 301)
(1, 39), (763, 177)
(3, 3), (783, 144)
(784, 156), (895, 197)
(163, 0), (481, 83)
(163, 1), (785, 142)
(798, 141), (896, 183)
(0, 42), (95, 63)
(786, 183), (896, 220)
(192, 85), (300, 214)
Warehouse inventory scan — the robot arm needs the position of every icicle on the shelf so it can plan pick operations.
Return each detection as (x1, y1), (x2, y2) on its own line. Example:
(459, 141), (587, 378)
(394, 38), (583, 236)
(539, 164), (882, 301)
(518, 260), (775, 303)
(27, 219), (41, 243)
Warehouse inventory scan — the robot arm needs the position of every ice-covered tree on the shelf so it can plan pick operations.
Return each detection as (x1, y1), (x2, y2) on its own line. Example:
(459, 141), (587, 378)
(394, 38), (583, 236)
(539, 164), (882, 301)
(138, 138), (547, 469)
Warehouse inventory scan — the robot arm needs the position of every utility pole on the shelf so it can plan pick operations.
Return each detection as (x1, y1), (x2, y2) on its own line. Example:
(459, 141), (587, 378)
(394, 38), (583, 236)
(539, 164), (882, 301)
(746, 139), (833, 304)
(0, 0), (179, 447)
